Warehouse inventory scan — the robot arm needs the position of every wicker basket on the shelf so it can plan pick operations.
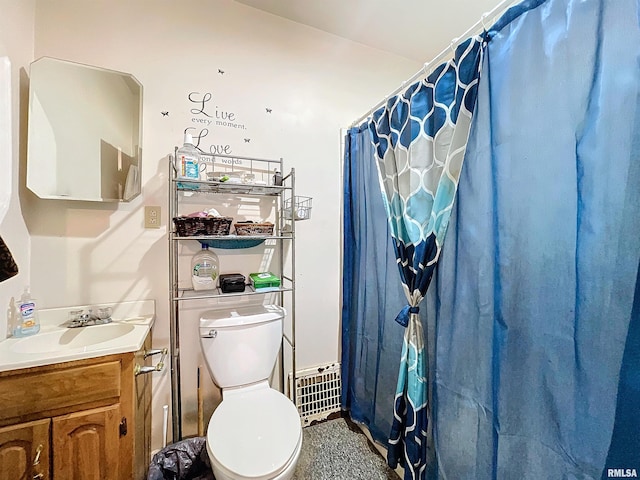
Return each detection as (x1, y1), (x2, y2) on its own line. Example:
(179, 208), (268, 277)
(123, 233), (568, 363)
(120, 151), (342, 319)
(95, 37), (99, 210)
(234, 222), (274, 236)
(173, 216), (233, 236)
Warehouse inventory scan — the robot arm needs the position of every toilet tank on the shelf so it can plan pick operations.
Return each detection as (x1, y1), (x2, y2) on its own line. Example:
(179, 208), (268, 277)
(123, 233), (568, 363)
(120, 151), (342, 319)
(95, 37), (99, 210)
(199, 304), (286, 388)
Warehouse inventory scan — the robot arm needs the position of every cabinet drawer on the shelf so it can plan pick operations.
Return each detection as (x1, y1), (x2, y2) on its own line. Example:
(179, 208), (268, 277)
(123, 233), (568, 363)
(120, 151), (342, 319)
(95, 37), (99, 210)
(0, 361), (121, 424)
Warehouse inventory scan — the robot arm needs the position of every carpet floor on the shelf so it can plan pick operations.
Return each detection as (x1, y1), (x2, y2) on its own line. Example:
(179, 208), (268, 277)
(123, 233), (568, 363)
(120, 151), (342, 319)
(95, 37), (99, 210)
(292, 417), (400, 480)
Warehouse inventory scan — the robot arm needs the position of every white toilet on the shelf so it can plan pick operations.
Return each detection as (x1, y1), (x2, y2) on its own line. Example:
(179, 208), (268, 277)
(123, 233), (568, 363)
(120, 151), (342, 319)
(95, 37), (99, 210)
(199, 304), (302, 480)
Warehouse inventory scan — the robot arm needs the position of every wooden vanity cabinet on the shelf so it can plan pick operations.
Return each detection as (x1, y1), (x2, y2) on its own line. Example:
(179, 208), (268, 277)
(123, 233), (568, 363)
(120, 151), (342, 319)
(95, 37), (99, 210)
(0, 418), (50, 480)
(0, 334), (152, 480)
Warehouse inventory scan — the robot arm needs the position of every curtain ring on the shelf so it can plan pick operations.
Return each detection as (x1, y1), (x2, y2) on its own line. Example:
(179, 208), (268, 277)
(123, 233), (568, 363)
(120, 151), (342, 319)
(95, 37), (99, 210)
(449, 37), (459, 56)
(480, 13), (489, 32)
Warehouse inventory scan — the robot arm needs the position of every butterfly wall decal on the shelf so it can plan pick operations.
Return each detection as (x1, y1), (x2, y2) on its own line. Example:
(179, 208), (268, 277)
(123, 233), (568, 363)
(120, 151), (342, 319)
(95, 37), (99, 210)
(161, 111), (169, 116)
(218, 69), (225, 75)
(265, 108), (272, 113)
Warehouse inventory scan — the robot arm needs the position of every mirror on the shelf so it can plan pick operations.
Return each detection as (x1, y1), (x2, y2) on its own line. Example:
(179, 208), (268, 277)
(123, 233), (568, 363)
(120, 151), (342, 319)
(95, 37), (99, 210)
(27, 57), (142, 202)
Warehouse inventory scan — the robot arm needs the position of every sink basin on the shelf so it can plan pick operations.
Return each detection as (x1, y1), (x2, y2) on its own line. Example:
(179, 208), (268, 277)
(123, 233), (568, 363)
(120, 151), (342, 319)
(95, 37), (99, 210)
(10, 323), (136, 354)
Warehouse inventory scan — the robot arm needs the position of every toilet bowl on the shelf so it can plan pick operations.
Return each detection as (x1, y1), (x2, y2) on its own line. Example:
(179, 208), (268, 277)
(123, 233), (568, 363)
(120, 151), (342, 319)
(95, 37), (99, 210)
(199, 305), (303, 480)
(206, 382), (302, 480)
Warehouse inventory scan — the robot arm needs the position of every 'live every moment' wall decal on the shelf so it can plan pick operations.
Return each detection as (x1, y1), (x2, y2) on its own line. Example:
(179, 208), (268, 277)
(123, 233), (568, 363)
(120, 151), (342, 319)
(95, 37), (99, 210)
(161, 67), (276, 158)
(189, 92), (246, 129)
(185, 91), (247, 156)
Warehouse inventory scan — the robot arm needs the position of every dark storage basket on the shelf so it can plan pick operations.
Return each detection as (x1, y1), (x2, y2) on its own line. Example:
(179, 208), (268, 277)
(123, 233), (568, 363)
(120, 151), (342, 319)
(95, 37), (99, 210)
(234, 222), (274, 236)
(173, 216), (233, 236)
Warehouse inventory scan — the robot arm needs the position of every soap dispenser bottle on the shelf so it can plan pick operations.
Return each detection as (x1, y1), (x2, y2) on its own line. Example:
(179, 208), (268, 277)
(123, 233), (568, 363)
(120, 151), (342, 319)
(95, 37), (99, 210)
(13, 286), (40, 337)
(175, 133), (201, 180)
(191, 245), (219, 291)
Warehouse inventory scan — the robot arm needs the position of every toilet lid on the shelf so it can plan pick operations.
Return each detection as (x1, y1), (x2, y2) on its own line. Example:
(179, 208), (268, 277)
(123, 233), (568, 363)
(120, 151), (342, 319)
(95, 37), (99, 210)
(207, 388), (301, 479)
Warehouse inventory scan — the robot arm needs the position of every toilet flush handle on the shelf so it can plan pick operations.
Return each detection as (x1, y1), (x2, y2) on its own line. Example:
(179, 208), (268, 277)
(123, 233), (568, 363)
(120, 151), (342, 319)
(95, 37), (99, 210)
(203, 329), (217, 338)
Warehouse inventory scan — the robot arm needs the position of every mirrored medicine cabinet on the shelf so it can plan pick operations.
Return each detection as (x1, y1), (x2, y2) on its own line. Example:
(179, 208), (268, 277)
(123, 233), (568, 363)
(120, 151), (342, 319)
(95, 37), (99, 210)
(27, 57), (143, 202)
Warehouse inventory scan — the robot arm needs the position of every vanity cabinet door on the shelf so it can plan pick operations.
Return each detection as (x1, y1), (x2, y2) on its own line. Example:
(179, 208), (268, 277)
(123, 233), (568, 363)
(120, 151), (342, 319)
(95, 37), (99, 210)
(52, 404), (121, 480)
(0, 418), (50, 480)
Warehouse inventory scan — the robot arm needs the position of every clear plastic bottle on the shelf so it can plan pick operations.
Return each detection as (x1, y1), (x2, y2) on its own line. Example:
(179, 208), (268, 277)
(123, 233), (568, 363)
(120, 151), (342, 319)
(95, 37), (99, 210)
(191, 246), (219, 291)
(6, 296), (16, 337)
(13, 286), (40, 337)
(175, 133), (201, 180)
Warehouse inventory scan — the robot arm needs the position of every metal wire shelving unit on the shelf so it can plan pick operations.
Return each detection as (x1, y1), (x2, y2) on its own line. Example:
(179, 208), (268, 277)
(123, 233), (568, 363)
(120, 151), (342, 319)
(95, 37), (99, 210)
(168, 150), (297, 441)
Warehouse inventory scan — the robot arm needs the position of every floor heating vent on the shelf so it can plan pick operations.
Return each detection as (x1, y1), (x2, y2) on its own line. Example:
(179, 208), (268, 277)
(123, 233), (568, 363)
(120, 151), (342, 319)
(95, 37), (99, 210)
(289, 363), (341, 426)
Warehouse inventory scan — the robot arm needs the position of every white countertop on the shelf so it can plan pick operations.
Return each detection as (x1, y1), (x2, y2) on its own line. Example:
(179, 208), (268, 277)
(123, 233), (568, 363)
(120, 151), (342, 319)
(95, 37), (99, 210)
(0, 299), (155, 372)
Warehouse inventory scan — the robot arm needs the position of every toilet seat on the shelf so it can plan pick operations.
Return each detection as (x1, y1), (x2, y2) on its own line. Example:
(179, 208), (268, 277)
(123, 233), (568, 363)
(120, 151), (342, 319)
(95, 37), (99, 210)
(207, 385), (302, 480)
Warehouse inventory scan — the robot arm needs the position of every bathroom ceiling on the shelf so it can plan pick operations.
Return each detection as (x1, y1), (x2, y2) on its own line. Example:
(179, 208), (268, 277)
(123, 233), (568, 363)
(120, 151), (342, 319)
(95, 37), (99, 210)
(233, 0), (512, 63)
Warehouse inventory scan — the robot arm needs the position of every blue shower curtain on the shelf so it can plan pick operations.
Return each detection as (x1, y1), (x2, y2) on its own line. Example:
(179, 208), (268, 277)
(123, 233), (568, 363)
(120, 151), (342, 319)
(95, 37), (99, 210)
(342, 123), (408, 443)
(343, 0), (640, 478)
(430, 0), (640, 478)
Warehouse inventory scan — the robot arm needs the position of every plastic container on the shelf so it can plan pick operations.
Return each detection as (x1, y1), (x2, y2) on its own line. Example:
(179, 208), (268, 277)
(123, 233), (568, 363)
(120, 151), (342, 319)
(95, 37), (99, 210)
(175, 133), (201, 180)
(249, 272), (281, 291)
(191, 246), (219, 291)
(219, 273), (246, 293)
(13, 286), (40, 337)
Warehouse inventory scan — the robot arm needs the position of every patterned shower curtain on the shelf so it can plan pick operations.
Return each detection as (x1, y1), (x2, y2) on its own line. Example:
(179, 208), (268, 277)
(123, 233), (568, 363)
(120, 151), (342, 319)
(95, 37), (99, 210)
(368, 36), (485, 478)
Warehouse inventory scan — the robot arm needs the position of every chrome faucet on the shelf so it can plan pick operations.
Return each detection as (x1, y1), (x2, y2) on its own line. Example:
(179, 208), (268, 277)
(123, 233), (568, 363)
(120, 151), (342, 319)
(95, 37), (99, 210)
(66, 308), (113, 328)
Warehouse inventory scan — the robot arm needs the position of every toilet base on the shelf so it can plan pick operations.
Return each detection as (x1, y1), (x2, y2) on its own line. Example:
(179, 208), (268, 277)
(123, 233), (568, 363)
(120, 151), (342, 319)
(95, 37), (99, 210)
(209, 434), (302, 480)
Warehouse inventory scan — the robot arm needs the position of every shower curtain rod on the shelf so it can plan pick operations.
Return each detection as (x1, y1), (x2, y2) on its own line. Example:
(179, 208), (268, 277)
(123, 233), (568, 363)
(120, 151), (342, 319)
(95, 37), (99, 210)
(349, 0), (521, 128)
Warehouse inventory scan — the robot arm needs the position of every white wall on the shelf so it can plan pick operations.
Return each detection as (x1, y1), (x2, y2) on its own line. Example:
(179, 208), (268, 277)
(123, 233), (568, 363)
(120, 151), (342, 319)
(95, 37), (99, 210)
(26, 0), (420, 450)
(0, 1), (35, 338)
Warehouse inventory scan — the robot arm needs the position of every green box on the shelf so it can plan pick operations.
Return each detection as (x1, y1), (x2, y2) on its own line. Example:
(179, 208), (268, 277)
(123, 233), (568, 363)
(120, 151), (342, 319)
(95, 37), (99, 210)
(249, 272), (281, 291)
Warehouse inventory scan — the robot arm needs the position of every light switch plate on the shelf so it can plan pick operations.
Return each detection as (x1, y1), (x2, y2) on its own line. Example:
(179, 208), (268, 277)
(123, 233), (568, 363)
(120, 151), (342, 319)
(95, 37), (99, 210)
(144, 206), (161, 229)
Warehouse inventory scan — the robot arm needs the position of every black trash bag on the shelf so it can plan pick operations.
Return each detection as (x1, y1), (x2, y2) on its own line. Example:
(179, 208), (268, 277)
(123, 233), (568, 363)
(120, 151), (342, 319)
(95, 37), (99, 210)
(147, 437), (215, 480)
